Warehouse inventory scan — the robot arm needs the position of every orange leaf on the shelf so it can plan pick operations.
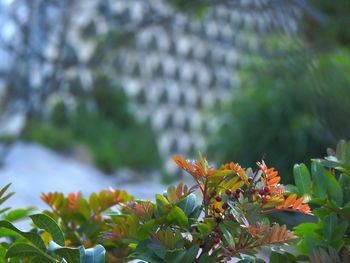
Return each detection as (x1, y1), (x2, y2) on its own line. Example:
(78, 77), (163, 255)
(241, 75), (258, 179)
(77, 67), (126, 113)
(292, 197), (304, 209)
(283, 194), (297, 208)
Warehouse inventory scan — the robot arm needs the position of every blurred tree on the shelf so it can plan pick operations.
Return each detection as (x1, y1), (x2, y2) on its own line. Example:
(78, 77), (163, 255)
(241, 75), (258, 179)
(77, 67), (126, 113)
(206, 0), (350, 182)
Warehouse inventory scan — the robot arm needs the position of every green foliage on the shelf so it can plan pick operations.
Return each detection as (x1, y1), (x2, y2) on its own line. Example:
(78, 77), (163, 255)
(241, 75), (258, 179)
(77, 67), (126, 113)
(102, 155), (311, 262)
(209, 49), (350, 183)
(0, 184), (105, 263)
(23, 73), (161, 173)
(304, 0), (350, 47)
(292, 140), (350, 262)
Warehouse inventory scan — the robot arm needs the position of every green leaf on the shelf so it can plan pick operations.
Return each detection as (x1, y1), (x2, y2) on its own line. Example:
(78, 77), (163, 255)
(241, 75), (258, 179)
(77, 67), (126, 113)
(55, 247), (80, 263)
(155, 194), (170, 209)
(164, 249), (186, 263)
(166, 206), (188, 228)
(0, 183), (12, 198)
(4, 208), (35, 222)
(323, 212), (337, 243)
(79, 198), (91, 220)
(177, 193), (196, 216)
(147, 243), (166, 259)
(189, 205), (202, 219)
(293, 163), (311, 195)
(167, 186), (177, 204)
(30, 214), (65, 246)
(219, 224), (235, 246)
(89, 193), (100, 213)
(5, 243), (56, 262)
(311, 162), (328, 198)
(269, 251), (296, 263)
(0, 220), (46, 250)
(182, 245), (199, 263)
(339, 173), (350, 203)
(0, 192), (14, 206)
(196, 223), (211, 235)
(138, 220), (155, 241)
(324, 170), (343, 205)
(80, 245), (106, 263)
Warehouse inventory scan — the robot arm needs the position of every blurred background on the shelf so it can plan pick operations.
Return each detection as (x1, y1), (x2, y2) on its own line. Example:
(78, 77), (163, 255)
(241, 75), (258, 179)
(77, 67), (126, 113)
(0, 0), (349, 208)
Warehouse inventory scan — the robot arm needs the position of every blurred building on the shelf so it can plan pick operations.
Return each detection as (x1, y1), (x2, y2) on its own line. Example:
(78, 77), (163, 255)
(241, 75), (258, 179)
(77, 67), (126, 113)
(0, 0), (300, 172)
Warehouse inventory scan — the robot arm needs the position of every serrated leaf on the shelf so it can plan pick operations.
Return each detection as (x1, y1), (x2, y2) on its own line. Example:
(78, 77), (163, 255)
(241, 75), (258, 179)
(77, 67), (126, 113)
(30, 214), (65, 246)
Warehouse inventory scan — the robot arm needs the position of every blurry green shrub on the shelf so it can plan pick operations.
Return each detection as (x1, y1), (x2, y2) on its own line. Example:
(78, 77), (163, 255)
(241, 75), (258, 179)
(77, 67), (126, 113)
(24, 74), (161, 173)
(209, 49), (350, 183)
(304, 0), (350, 47)
(292, 140), (350, 262)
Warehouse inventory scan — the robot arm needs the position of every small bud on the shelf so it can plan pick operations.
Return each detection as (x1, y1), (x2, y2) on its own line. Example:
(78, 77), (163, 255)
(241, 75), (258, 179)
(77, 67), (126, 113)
(213, 237), (221, 244)
(211, 191), (217, 197)
(263, 186), (270, 193)
(215, 208), (221, 214)
(236, 188), (243, 194)
(248, 177), (253, 183)
(259, 189), (265, 195)
(215, 196), (222, 202)
(255, 194), (262, 200)
(213, 226), (221, 233)
(225, 189), (232, 196)
(222, 202), (228, 210)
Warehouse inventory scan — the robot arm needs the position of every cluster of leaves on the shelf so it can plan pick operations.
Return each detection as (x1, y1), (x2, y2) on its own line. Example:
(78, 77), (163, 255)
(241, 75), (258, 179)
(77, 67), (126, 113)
(22, 73), (161, 173)
(290, 140), (350, 262)
(16, 144), (350, 262)
(96, 153), (311, 262)
(0, 184), (106, 263)
(40, 189), (134, 251)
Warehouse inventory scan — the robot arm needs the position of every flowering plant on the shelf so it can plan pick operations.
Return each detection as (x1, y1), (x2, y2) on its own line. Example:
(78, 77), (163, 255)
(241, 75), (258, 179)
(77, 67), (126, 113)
(106, 153), (311, 262)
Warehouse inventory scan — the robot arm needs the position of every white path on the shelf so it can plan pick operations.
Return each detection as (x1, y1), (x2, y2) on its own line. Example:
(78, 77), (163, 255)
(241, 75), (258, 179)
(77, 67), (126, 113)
(0, 142), (165, 210)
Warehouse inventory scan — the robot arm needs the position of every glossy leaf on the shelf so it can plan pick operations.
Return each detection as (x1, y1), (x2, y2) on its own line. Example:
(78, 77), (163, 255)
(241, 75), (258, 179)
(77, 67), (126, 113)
(0, 220), (46, 250)
(166, 206), (188, 228)
(293, 163), (311, 195)
(5, 243), (56, 262)
(311, 162), (328, 198)
(176, 193), (196, 216)
(3, 208), (35, 222)
(55, 247), (80, 263)
(30, 214), (65, 246)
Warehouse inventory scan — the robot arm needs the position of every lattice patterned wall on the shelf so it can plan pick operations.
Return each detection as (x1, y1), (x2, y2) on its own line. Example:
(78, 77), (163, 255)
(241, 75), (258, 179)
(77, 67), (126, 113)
(78, 0), (299, 172)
